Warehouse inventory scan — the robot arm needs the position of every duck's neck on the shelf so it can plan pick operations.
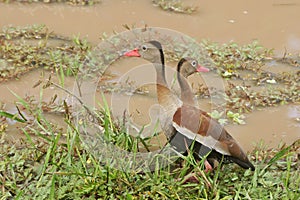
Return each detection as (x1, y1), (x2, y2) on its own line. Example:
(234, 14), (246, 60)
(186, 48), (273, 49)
(177, 72), (195, 106)
(154, 63), (167, 87)
(155, 63), (175, 107)
(154, 62), (180, 140)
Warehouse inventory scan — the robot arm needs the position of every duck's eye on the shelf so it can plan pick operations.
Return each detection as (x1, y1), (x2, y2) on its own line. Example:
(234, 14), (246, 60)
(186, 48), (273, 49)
(142, 45), (147, 51)
(191, 60), (197, 67)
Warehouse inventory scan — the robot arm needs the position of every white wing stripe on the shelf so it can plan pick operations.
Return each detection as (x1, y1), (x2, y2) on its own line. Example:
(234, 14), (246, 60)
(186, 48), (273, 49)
(172, 122), (230, 156)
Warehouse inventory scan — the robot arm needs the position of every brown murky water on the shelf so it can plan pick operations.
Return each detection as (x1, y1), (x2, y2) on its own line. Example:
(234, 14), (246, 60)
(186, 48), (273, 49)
(1, 0), (300, 151)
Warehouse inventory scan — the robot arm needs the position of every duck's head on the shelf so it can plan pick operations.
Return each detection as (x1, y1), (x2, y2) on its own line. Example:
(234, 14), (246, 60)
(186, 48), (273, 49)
(124, 40), (164, 65)
(177, 57), (210, 78)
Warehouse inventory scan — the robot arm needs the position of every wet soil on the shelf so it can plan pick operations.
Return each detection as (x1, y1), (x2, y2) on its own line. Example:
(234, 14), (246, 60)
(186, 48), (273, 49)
(1, 0), (300, 151)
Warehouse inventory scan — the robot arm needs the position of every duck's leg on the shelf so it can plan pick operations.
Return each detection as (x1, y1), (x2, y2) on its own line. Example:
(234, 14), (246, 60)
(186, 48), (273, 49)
(204, 160), (213, 172)
(180, 168), (212, 188)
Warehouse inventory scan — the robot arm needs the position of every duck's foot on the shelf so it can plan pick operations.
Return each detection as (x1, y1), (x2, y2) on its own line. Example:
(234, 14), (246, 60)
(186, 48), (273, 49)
(176, 160), (213, 186)
(181, 173), (200, 183)
(204, 160), (213, 173)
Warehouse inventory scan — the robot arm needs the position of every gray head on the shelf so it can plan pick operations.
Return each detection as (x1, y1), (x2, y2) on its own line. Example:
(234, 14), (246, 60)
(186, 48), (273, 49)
(124, 40), (165, 65)
(177, 57), (209, 78)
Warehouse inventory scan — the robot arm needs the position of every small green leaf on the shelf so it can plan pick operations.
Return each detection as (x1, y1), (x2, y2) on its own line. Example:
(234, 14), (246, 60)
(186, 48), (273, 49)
(0, 110), (27, 123)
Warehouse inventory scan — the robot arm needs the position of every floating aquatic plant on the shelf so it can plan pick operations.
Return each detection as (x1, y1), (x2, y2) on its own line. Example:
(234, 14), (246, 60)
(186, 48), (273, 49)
(0, 0), (100, 6)
(152, 0), (197, 14)
(0, 25), (91, 82)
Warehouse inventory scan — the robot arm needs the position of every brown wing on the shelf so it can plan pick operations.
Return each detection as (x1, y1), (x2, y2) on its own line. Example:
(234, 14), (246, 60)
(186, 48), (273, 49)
(172, 104), (254, 170)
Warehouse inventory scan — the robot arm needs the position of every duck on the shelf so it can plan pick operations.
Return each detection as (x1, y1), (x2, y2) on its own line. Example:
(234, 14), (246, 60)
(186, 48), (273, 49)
(124, 40), (180, 141)
(124, 41), (255, 171)
(174, 57), (255, 171)
(169, 57), (215, 171)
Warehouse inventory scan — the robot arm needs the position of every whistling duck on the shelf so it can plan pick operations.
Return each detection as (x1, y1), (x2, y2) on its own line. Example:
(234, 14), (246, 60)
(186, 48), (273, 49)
(170, 57), (215, 171)
(124, 40), (180, 141)
(174, 58), (255, 170)
(124, 41), (255, 171)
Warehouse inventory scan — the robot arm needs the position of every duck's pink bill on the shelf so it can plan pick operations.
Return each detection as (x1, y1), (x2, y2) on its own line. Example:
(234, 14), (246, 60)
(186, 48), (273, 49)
(124, 48), (141, 57)
(196, 65), (210, 72)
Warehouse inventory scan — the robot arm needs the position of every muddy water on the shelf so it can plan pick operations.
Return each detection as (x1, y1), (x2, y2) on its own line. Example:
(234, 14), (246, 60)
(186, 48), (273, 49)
(1, 0), (300, 151)
(1, 0), (300, 53)
(227, 105), (300, 150)
(0, 69), (74, 140)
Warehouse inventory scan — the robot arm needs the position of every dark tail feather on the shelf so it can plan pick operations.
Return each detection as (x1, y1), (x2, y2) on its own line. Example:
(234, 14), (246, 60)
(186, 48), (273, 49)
(169, 132), (255, 171)
(228, 156), (255, 171)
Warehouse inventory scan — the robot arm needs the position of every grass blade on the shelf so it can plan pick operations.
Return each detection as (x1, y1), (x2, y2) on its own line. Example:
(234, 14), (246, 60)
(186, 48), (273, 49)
(0, 110), (27, 123)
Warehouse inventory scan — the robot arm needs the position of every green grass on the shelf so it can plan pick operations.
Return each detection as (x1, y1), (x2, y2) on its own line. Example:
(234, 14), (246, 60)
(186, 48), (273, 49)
(0, 24), (299, 199)
(0, 94), (299, 199)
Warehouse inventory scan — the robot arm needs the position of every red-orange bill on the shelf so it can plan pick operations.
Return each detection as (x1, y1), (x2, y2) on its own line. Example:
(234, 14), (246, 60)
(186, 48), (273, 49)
(196, 65), (210, 72)
(124, 48), (141, 57)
